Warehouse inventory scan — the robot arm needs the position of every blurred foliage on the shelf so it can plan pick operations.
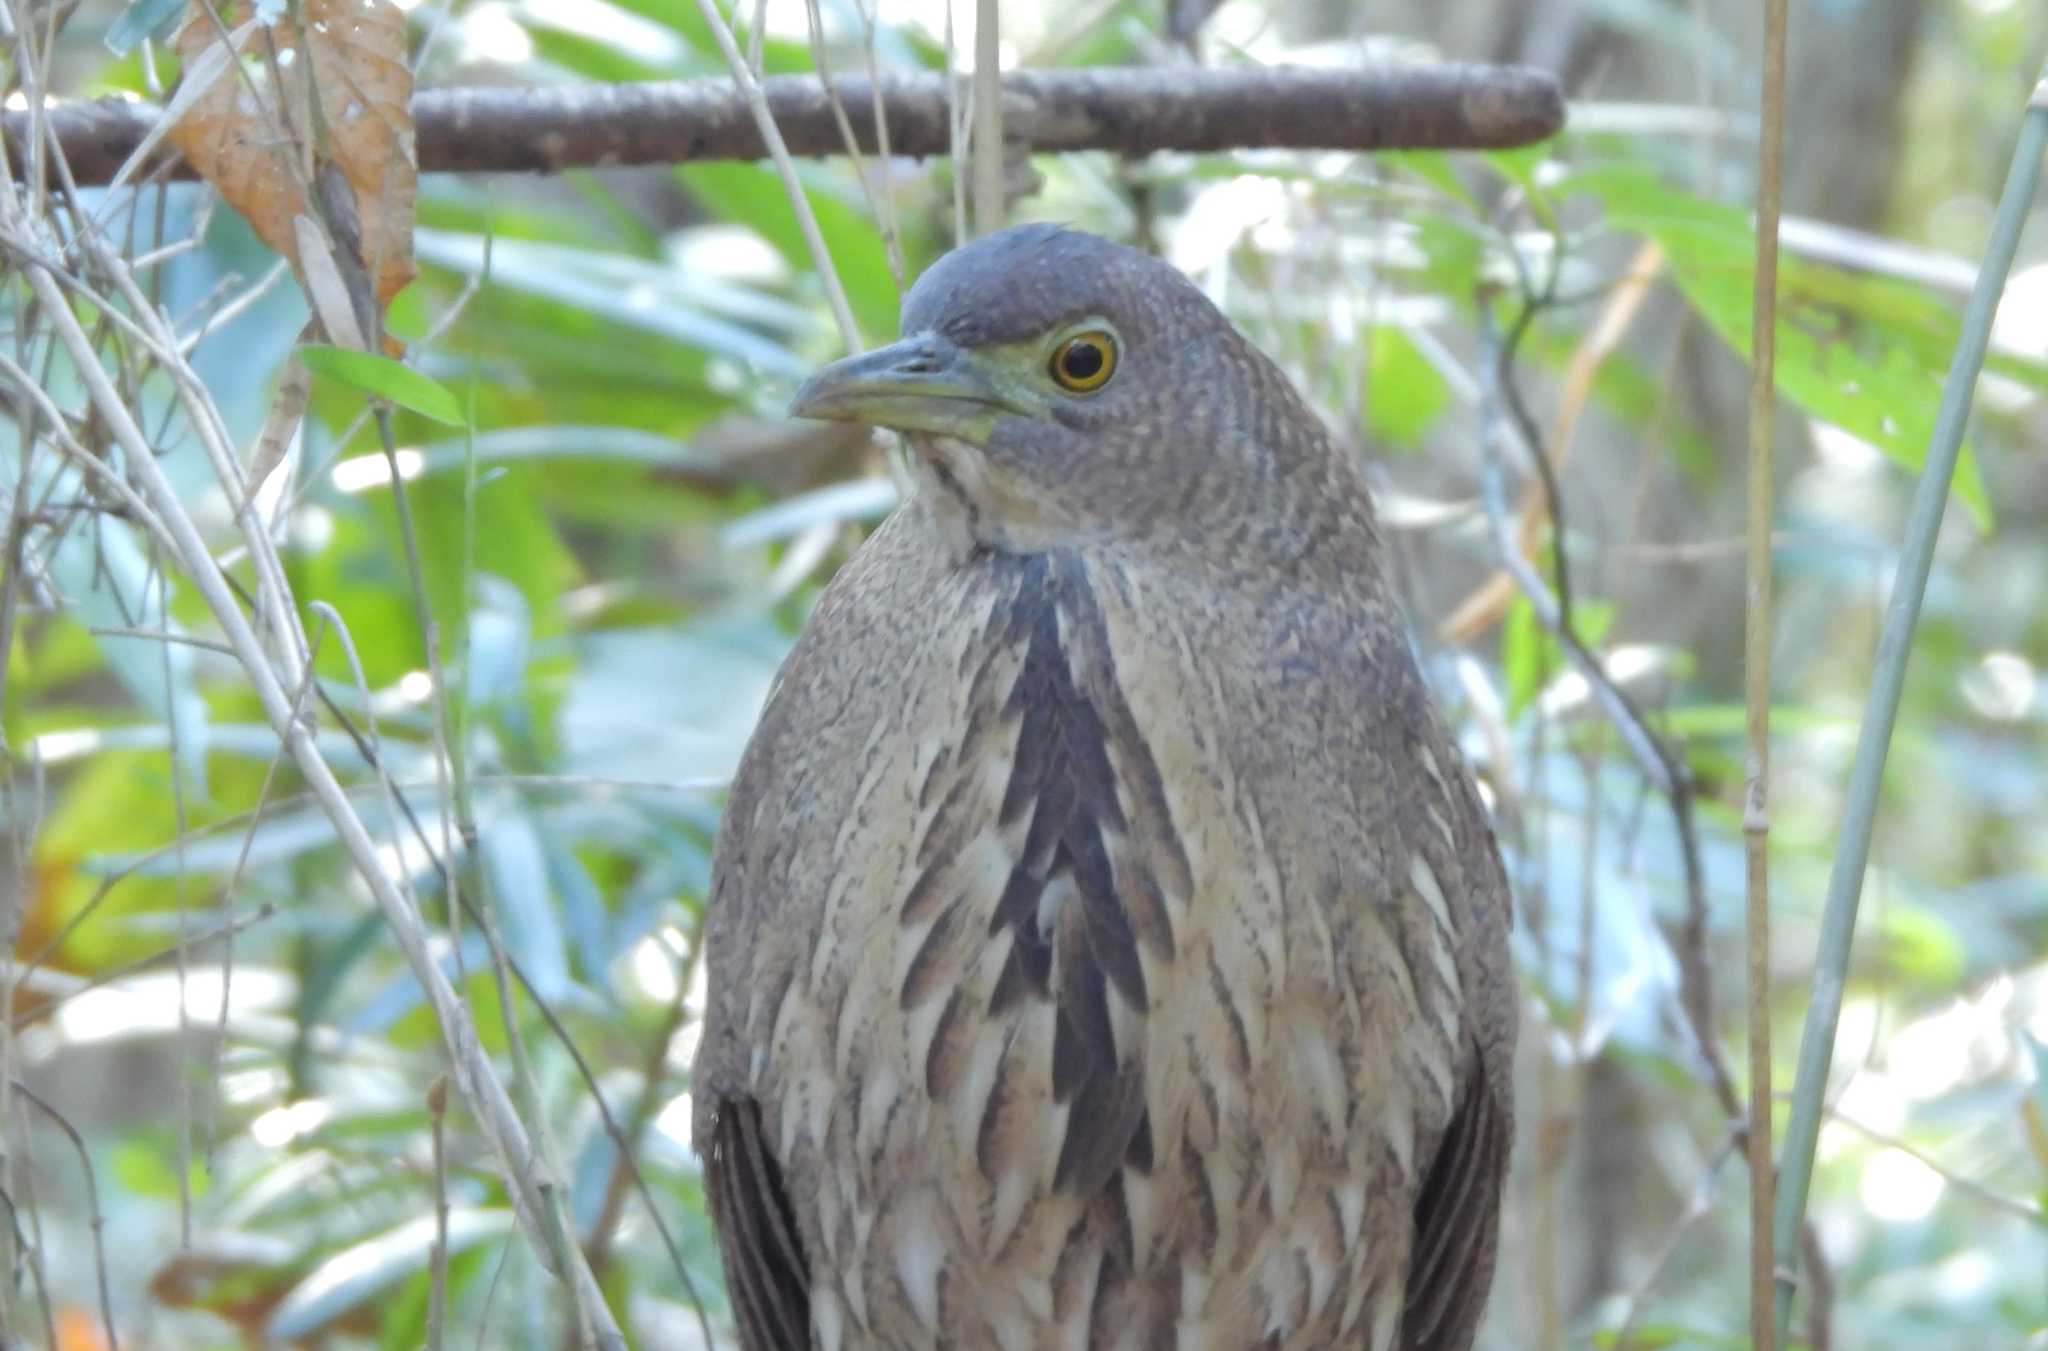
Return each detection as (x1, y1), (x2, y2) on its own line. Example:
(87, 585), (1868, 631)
(5, 0), (2047, 1348)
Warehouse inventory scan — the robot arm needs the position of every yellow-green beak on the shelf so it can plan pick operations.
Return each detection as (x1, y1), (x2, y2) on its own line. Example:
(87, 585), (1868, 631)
(789, 334), (1023, 443)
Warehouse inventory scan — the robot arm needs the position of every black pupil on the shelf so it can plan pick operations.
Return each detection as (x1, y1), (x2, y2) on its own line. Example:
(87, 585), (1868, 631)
(1061, 341), (1105, 381)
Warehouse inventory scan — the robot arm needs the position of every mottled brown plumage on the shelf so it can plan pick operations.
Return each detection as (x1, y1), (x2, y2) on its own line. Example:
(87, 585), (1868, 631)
(695, 224), (1515, 1351)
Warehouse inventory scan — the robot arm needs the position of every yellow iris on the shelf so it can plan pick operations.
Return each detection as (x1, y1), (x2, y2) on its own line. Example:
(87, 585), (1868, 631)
(1049, 331), (1118, 392)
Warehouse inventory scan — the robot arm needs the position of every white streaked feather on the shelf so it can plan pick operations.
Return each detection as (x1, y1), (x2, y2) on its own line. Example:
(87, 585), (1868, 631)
(814, 1286), (846, 1351)
(1335, 1180), (1368, 1251)
(858, 1063), (901, 1159)
(1429, 928), (1463, 1003)
(1370, 1282), (1403, 1351)
(1293, 1023), (1349, 1140)
(1410, 855), (1455, 935)
(951, 1022), (1010, 1149)
(840, 1242), (870, 1328)
(1382, 1097), (1415, 1177)
(894, 1198), (946, 1329)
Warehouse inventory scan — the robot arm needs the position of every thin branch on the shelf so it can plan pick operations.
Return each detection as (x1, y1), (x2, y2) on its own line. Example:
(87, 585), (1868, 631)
(1824, 1108), (2046, 1225)
(803, 0), (901, 287)
(11, 1080), (117, 1351)
(1613, 1131), (1739, 1351)
(850, 0), (904, 286)
(1744, 3), (1789, 1348)
(971, 0), (1004, 236)
(1488, 245), (1575, 634)
(1479, 289), (1739, 1126)
(1440, 240), (1664, 644)
(1800, 1219), (1833, 1351)
(11, 65), (1567, 187)
(691, 0), (863, 349)
(426, 1075), (451, 1351)
(7, 904), (278, 1031)
(187, 617), (717, 1343)
(945, 4), (966, 246)
(584, 965), (694, 1283)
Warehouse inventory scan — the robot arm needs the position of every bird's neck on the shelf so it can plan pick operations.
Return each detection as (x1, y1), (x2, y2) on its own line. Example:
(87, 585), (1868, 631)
(901, 431), (1385, 593)
(904, 435), (1120, 563)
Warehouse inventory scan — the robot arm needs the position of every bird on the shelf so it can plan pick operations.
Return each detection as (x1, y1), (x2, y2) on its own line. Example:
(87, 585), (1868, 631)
(693, 223), (1516, 1351)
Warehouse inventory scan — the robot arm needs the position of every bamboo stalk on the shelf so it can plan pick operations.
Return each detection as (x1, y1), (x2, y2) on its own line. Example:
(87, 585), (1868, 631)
(1744, 3), (1789, 1348)
(1770, 50), (2048, 1343)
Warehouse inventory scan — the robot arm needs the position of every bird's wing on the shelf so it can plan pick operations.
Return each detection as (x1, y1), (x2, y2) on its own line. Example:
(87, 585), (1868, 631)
(703, 1097), (810, 1351)
(1400, 1037), (1510, 1351)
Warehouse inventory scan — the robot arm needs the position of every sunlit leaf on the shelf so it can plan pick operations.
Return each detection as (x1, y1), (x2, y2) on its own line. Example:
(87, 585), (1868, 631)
(267, 1210), (513, 1341)
(300, 344), (467, 425)
(677, 161), (902, 341)
(1564, 163), (1992, 526)
(1364, 325), (1450, 448)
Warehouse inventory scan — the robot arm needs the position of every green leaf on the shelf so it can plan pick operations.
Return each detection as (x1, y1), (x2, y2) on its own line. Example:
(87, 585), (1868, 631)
(299, 345), (469, 426)
(1502, 595), (1617, 719)
(1364, 325), (1450, 448)
(112, 1136), (210, 1199)
(677, 161), (902, 341)
(1378, 150), (1478, 208)
(414, 228), (808, 378)
(610, 0), (820, 74)
(268, 1210), (514, 1341)
(1502, 593), (1542, 717)
(525, 18), (676, 82)
(1562, 164), (1992, 528)
(1485, 141), (1560, 227)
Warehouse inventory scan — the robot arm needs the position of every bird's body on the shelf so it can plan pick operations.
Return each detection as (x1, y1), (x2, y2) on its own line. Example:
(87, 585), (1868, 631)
(695, 226), (1515, 1351)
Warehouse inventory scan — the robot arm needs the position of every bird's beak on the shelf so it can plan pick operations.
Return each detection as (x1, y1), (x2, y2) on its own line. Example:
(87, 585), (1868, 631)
(789, 334), (1021, 444)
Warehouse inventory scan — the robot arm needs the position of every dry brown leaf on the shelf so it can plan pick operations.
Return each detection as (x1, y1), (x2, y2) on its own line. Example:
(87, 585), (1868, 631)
(167, 0), (416, 346)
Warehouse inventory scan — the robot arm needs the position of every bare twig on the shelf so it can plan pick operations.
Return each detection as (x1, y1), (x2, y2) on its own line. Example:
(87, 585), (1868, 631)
(946, 4), (967, 246)
(971, 0), (1004, 236)
(1613, 1131), (1740, 1351)
(8, 904), (278, 1031)
(1745, 3), (1789, 1348)
(1800, 1220), (1833, 1351)
(10, 65), (1566, 187)
(12, 1080), (118, 1351)
(1479, 272), (1739, 1126)
(1440, 240), (1665, 644)
(584, 970), (694, 1283)
(1825, 1108), (2045, 1224)
(691, 0), (863, 349)
(803, 0), (902, 287)
(426, 1075), (451, 1351)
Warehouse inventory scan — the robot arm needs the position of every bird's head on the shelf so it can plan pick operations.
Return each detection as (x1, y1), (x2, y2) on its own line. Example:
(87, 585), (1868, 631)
(791, 224), (1332, 556)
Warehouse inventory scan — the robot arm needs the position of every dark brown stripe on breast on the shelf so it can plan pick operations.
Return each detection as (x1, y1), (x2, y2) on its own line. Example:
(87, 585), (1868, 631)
(993, 554), (1177, 1197)
(900, 550), (1187, 1204)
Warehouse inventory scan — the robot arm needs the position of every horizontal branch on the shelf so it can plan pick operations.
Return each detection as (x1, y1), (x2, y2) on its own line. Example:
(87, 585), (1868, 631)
(15, 64), (1563, 187)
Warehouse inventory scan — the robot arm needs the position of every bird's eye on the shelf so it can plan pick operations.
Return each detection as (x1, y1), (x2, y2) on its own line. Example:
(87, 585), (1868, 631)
(1049, 331), (1118, 392)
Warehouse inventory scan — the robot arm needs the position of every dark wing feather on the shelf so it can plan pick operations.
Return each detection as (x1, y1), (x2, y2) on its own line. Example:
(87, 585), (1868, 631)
(1402, 1041), (1511, 1351)
(705, 1097), (810, 1351)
